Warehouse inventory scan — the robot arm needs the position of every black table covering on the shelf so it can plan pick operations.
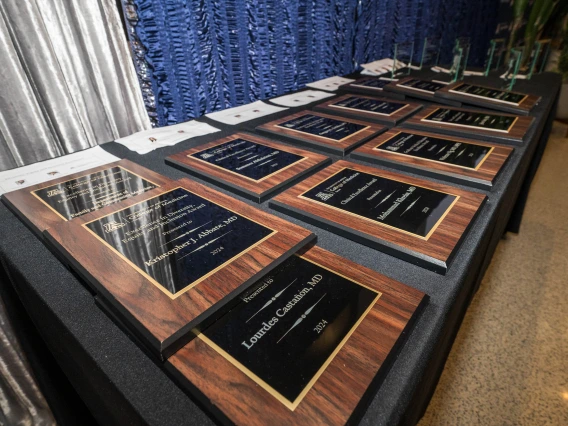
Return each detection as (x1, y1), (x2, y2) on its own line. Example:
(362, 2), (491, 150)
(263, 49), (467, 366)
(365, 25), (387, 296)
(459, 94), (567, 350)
(0, 72), (561, 426)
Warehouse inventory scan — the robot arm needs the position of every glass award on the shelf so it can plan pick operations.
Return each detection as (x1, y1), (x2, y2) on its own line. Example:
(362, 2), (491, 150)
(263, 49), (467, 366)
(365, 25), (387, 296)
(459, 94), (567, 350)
(391, 41), (415, 78)
(503, 48), (523, 91)
(450, 37), (470, 82)
(526, 39), (551, 79)
(419, 37), (441, 69)
(484, 38), (506, 76)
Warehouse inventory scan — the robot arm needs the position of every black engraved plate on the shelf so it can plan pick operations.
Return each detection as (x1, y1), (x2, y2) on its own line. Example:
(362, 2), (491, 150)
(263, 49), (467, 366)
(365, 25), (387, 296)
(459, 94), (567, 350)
(84, 188), (275, 297)
(300, 167), (457, 238)
(190, 138), (305, 181)
(398, 78), (447, 93)
(328, 96), (407, 116)
(32, 166), (159, 221)
(422, 108), (517, 133)
(276, 114), (368, 141)
(352, 78), (390, 89)
(376, 132), (492, 169)
(201, 255), (379, 408)
(450, 83), (526, 105)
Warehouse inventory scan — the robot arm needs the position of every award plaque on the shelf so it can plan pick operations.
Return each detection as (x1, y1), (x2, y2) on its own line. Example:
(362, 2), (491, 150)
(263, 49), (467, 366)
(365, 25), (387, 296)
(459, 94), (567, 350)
(351, 129), (513, 189)
(402, 105), (534, 145)
(166, 133), (331, 203)
(434, 82), (540, 115)
(270, 161), (486, 274)
(313, 94), (422, 126)
(383, 77), (461, 106)
(1, 159), (171, 235)
(345, 77), (406, 99)
(167, 245), (426, 425)
(45, 178), (315, 359)
(256, 111), (386, 156)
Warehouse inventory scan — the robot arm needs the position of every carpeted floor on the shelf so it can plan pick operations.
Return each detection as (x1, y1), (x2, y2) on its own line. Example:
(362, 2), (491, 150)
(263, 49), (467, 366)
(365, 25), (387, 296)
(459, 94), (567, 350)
(419, 122), (568, 426)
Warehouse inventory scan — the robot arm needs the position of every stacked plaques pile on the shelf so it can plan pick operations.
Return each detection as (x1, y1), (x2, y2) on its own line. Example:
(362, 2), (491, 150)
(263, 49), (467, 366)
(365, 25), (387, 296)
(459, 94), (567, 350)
(1, 154), (428, 424)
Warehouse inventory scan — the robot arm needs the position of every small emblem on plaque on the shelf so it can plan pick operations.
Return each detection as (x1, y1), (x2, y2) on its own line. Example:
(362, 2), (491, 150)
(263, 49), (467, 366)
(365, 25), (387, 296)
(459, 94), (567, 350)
(16, 180), (25, 185)
(47, 171), (59, 176)
(103, 221), (127, 233)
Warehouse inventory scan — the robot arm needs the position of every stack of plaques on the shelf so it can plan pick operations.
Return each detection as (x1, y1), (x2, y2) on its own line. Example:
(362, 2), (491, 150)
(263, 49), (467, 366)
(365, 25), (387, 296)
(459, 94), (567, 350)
(434, 81), (540, 115)
(44, 178), (316, 359)
(166, 133), (331, 202)
(256, 111), (386, 156)
(383, 77), (461, 106)
(313, 94), (422, 126)
(270, 160), (487, 274)
(351, 129), (513, 189)
(402, 105), (534, 145)
(344, 77), (406, 99)
(2, 159), (171, 235)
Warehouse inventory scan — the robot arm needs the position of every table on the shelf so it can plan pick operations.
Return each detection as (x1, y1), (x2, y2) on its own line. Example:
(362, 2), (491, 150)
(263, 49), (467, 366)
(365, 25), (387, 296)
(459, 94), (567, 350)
(0, 72), (560, 425)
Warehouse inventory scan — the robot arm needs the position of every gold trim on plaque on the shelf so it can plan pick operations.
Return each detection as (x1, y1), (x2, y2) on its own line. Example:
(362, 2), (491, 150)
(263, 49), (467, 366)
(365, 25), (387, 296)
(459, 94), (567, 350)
(396, 79), (444, 94)
(372, 131), (495, 171)
(198, 254), (382, 411)
(449, 83), (528, 106)
(420, 107), (519, 134)
(82, 186), (277, 300)
(30, 165), (161, 222)
(274, 113), (371, 143)
(298, 166), (460, 241)
(327, 96), (409, 117)
(188, 137), (309, 183)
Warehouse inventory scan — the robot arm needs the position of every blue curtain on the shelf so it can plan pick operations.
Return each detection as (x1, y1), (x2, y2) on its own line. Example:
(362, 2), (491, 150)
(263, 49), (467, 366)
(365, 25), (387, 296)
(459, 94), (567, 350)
(122, 0), (499, 127)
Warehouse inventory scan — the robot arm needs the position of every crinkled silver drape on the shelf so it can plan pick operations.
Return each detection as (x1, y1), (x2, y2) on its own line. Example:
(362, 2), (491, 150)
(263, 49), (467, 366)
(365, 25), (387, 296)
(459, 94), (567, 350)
(0, 0), (151, 171)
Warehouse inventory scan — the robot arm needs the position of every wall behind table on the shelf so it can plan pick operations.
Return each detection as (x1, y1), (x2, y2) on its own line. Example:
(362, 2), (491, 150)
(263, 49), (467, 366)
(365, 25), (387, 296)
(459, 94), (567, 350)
(122, 0), (500, 127)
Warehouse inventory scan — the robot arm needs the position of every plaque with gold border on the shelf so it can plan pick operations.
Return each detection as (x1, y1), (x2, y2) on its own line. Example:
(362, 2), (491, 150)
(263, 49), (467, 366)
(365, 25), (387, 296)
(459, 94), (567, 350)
(383, 76), (462, 106)
(402, 105), (534, 145)
(270, 160), (486, 274)
(45, 178), (316, 359)
(166, 133), (331, 203)
(1, 159), (171, 236)
(313, 94), (423, 126)
(256, 111), (386, 156)
(434, 81), (540, 115)
(166, 245), (427, 425)
(351, 128), (513, 189)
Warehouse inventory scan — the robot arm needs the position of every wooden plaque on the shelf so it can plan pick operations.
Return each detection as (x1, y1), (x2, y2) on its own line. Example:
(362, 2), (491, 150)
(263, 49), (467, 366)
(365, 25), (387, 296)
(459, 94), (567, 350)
(402, 105), (534, 145)
(344, 77), (406, 99)
(256, 111), (386, 156)
(313, 94), (423, 126)
(383, 77), (461, 106)
(45, 178), (315, 359)
(1, 159), (171, 236)
(270, 160), (486, 274)
(434, 81), (540, 115)
(167, 245), (427, 425)
(166, 133), (331, 203)
(351, 128), (513, 189)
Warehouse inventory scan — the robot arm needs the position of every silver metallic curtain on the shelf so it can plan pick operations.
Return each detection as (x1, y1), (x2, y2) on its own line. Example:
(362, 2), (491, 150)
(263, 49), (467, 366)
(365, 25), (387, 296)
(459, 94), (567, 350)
(0, 0), (151, 172)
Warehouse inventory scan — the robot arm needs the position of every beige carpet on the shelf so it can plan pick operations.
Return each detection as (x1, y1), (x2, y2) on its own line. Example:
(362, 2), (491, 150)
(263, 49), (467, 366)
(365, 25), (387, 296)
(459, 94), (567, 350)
(419, 122), (568, 426)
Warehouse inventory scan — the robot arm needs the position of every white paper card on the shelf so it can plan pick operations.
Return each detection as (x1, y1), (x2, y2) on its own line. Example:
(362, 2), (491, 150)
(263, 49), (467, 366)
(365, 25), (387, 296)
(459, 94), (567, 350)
(206, 101), (287, 125)
(115, 121), (220, 154)
(361, 58), (399, 76)
(306, 76), (355, 91)
(269, 90), (335, 107)
(0, 147), (119, 195)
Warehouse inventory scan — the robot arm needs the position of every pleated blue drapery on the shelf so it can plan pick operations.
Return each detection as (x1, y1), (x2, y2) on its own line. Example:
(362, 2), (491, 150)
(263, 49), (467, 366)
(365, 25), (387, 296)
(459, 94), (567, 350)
(122, 0), (500, 127)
